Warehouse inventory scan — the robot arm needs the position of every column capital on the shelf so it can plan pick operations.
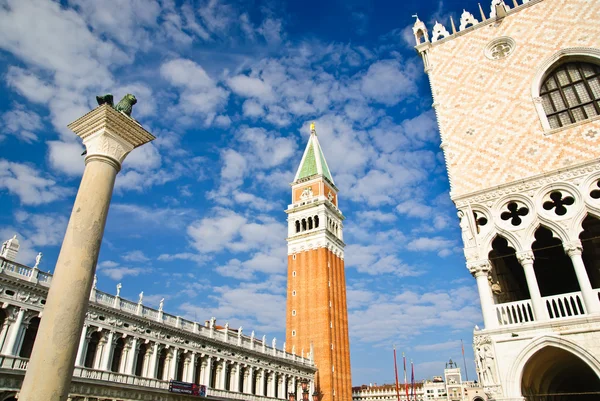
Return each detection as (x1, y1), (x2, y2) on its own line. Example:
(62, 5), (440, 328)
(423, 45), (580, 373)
(467, 260), (492, 277)
(68, 104), (155, 170)
(516, 250), (535, 265)
(564, 240), (583, 257)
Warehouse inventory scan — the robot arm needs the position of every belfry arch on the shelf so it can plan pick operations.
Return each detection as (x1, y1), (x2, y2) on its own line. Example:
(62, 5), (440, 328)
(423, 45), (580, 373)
(521, 345), (600, 400)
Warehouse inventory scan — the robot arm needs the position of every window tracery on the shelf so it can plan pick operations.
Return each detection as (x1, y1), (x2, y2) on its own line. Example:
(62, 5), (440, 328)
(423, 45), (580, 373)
(540, 62), (600, 129)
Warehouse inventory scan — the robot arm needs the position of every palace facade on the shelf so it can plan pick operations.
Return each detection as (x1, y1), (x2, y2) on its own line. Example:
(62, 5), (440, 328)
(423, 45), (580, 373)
(413, 0), (600, 399)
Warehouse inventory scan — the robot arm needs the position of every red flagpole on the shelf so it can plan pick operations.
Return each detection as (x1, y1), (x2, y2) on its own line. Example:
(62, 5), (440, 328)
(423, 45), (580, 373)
(393, 346), (401, 401)
(411, 361), (415, 401)
(403, 353), (409, 400)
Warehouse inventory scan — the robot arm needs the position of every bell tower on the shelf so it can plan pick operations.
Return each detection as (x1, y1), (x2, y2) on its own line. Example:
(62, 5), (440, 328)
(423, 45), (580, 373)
(286, 123), (352, 401)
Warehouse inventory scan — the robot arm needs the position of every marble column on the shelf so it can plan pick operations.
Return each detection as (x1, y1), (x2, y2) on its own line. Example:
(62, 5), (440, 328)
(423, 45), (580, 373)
(100, 330), (115, 371)
(565, 240), (600, 314)
(170, 348), (179, 380)
(19, 104), (155, 401)
(204, 356), (213, 386)
(233, 362), (241, 392)
(125, 337), (138, 375)
(187, 352), (196, 383)
(468, 260), (497, 329)
(149, 343), (160, 378)
(517, 251), (548, 321)
(74, 325), (89, 367)
(258, 368), (265, 396)
(0, 318), (11, 352)
(4, 308), (24, 356)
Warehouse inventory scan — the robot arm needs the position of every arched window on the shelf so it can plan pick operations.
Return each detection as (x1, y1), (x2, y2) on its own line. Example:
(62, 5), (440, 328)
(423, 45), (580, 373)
(301, 219), (307, 231)
(314, 215), (319, 228)
(540, 61), (600, 129)
(308, 217), (313, 230)
(295, 220), (300, 233)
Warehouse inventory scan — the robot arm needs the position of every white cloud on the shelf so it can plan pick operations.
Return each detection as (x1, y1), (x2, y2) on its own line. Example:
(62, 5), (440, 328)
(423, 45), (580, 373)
(345, 244), (421, 277)
(69, 0), (161, 50)
(406, 236), (455, 253)
(0, 159), (72, 205)
(355, 211), (397, 224)
(125, 143), (162, 171)
(187, 208), (285, 254)
(179, 277), (287, 333)
(349, 286), (481, 344)
(227, 75), (276, 103)
(47, 140), (85, 176)
(396, 200), (433, 219)
(360, 59), (418, 106)
(160, 58), (229, 123)
(122, 250), (150, 262)
(5, 67), (54, 104)
(242, 100), (265, 117)
(100, 266), (151, 280)
(1, 106), (43, 143)
(157, 253), (208, 264)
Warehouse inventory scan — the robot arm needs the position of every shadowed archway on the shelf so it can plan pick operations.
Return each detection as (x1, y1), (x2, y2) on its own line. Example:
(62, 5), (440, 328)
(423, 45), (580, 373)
(521, 346), (600, 400)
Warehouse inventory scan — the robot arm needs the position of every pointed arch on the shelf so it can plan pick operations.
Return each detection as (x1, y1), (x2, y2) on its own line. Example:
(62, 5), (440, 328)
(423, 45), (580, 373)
(505, 335), (600, 398)
(523, 221), (570, 250)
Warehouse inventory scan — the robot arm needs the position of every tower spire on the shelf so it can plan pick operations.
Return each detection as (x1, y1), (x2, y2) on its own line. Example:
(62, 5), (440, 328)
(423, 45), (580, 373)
(294, 122), (334, 184)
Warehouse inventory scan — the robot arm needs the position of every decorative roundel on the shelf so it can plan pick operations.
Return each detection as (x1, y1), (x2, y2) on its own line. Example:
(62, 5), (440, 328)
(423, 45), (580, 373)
(484, 36), (516, 60)
(540, 189), (576, 217)
(499, 200), (530, 228)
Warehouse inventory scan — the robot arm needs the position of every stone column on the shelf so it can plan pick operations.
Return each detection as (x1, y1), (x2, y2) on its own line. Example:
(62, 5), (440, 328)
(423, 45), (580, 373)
(565, 240), (600, 314)
(468, 260), (497, 329)
(216, 361), (224, 389)
(4, 308), (25, 356)
(18, 104), (155, 401)
(0, 318), (12, 352)
(517, 251), (548, 321)
(100, 330), (115, 371)
(170, 348), (179, 380)
(268, 371), (276, 397)
(204, 356), (213, 386)
(187, 352), (196, 383)
(243, 367), (251, 394)
(258, 368), (265, 396)
(74, 325), (89, 367)
(149, 343), (160, 378)
(233, 362), (241, 392)
(125, 337), (138, 375)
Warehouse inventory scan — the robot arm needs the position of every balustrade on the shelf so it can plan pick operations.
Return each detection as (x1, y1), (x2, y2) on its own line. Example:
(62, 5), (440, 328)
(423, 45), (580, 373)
(0, 258), (314, 366)
(0, 354), (306, 401)
(495, 299), (534, 326)
(543, 291), (586, 319)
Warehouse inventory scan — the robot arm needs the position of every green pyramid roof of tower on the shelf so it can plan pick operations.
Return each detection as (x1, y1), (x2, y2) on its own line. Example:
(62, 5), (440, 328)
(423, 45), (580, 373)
(294, 124), (335, 185)
(318, 145), (333, 183)
(298, 142), (317, 179)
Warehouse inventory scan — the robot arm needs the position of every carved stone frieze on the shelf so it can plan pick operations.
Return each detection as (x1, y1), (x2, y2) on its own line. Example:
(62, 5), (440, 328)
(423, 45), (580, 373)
(455, 161), (600, 207)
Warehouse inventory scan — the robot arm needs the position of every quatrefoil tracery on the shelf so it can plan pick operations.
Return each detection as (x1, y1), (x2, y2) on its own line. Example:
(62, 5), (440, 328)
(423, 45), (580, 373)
(500, 202), (529, 227)
(542, 191), (574, 216)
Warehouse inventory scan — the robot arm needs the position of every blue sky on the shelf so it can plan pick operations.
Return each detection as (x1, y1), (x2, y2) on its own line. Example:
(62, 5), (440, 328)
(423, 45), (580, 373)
(0, 0), (487, 385)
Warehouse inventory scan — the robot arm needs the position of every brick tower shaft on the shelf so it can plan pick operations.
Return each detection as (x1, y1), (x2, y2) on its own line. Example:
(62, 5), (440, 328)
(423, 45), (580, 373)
(286, 123), (352, 401)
